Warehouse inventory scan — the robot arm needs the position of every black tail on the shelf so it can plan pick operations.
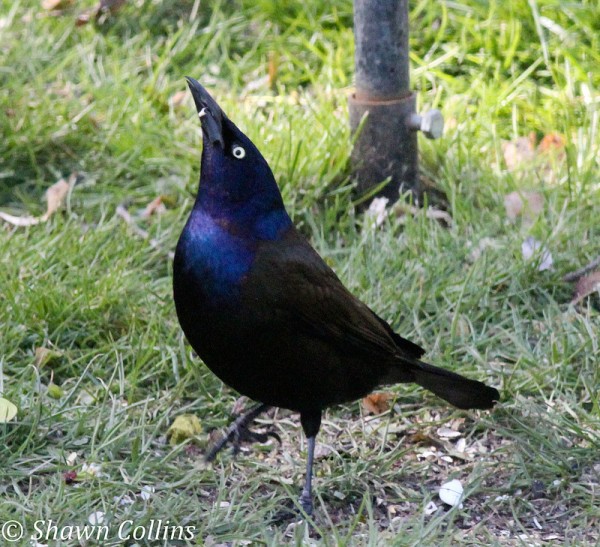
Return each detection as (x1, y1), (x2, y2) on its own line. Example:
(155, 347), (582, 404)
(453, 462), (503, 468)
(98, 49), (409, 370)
(412, 360), (499, 410)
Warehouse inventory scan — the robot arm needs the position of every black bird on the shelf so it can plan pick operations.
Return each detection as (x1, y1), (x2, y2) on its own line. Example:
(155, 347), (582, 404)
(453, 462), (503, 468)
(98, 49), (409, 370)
(173, 78), (499, 515)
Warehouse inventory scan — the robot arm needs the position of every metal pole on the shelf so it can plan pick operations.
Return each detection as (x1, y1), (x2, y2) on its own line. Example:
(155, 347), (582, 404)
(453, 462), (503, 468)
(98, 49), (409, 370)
(349, 0), (443, 207)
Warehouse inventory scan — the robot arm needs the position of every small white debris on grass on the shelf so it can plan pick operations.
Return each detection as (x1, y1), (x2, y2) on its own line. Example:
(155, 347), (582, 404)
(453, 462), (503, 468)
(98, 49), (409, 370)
(454, 437), (467, 453)
(81, 462), (102, 476)
(66, 452), (78, 466)
(113, 494), (134, 506)
(366, 197), (389, 228)
(439, 479), (464, 507)
(437, 427), (462, 439)
(424, 501), (438, 515)
(139, 485), (155, 501)
(522, 237), (553, 271)
(88, 511), (105, 525)
(314, 444), (333, 459)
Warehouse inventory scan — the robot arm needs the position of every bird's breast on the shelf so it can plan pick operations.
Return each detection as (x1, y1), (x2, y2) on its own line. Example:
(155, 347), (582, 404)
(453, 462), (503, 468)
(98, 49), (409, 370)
(173, 210), (255, 306)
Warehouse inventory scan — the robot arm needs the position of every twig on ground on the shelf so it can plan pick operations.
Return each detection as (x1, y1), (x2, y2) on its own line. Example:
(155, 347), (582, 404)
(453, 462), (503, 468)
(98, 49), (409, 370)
(563, 255), (600, 282)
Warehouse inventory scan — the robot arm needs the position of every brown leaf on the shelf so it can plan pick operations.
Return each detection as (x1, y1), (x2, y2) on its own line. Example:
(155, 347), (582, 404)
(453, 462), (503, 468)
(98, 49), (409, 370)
(572, 270), (600, 305)
(141, 196), (166, 219)
(504, 191), (544, 223)
(0, 174), (74, 226)
(502, 133), (536, 171)
(538, 132), (566, 184)
(362, 392), (391, 415)
(538, 132), (565, 155)
(35, 347), (62, 368)
(42, 176), (71, 220)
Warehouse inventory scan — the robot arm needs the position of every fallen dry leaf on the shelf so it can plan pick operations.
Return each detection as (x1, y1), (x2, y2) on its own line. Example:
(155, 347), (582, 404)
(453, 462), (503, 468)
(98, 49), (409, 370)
(362, 392), (391, 415)
(538, 132), (565, 155)
(0, 174), (74, 227)
(167, 414), (202, 446)
(504, 191), (544, 223)
(42, 177), (70, 220)
(35, 347), (63, 368)
(571, 270), (600, 305)
(0, 211), (42, 227)
(141, 196), (167, 218)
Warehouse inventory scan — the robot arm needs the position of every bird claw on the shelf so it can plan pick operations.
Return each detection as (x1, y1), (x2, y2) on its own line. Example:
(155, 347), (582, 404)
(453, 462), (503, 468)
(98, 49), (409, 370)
(230, 428), (281, 457)
(205, 403), (277, 462)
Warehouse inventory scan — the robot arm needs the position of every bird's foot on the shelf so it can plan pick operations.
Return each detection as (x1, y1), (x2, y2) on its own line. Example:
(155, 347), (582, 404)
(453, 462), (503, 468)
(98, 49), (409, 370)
(298, 491), (313, 517)
(205, 403), (279, 462)
(229, 425), (281, 457)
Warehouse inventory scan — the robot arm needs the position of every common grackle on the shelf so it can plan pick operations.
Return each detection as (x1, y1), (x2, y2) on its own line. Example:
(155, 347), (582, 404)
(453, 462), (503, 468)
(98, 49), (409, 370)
(173, 78), (499, 515)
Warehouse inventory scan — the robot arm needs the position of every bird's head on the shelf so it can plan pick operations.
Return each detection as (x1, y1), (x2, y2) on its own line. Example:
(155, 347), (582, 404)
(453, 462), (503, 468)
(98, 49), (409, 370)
(186, 77), (289, 236)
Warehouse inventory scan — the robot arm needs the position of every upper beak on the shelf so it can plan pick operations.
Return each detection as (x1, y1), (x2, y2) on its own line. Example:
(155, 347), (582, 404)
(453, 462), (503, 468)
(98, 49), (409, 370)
(185, 77), (225, 148)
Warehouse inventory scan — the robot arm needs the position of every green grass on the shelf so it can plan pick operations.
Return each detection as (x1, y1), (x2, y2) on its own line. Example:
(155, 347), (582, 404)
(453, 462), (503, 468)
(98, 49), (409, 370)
(1, 0), (599, 544)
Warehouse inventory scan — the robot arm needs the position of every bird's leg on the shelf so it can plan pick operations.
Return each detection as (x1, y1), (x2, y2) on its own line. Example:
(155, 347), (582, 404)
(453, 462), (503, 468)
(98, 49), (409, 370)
(298, 410), (321, 516)
(206, 403), (279, 462)
(298, 434), (316, 516)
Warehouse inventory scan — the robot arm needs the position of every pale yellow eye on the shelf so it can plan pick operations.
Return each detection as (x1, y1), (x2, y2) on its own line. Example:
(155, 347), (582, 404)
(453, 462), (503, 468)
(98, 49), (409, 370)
(232, 145), (246, 159)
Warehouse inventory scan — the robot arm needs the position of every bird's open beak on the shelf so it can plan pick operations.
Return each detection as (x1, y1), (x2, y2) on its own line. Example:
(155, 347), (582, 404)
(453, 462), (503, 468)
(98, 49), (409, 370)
(185, 77), (225, 149)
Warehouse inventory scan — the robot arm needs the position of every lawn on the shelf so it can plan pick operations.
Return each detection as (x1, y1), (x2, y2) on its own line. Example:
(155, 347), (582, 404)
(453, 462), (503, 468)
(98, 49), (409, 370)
(1, 0), (599, 545)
